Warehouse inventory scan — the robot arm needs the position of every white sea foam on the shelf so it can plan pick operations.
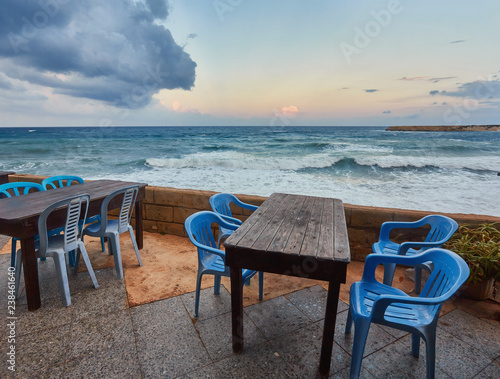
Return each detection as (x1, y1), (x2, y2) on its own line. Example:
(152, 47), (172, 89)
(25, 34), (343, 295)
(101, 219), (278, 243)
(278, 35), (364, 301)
(354, 156), (500, 171)
(146, 151), (342, 171)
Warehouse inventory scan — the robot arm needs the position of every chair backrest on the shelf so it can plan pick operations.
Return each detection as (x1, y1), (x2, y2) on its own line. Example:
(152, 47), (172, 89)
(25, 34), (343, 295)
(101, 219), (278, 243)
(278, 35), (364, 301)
(209, 193), (239, 218)
(0, 182), (44, 199)
(422, 215), (459, 247)
(37, 194), (90, 256)
(42, 175), (84, 190)
(418, 248), (470, 312)
(99, 186), (139, 234)
(184, 211), (221, 261)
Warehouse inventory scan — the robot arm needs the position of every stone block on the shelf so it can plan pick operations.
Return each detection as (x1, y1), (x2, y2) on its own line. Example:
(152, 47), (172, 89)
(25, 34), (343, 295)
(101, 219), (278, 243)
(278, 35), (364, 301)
(157, 221), (187, 237)
(154, 187), (184, 206)
(349, 205), (394, 228)
(144, 186), (155, 204)
(143, 220), (157, 232)
(173, 207), (197, 224)
(145, 204), (173, 222)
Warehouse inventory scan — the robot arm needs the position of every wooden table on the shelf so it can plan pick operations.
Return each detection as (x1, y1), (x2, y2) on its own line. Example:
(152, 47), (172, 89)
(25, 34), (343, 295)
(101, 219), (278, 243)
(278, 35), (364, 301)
(0, 180), (147, 311)
(224, 193), (350, 376)
(0, 171), (14, 184)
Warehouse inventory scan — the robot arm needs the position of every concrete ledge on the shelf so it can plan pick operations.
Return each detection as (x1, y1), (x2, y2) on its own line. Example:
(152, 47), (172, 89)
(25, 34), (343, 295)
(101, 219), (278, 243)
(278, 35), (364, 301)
(8, 173), (500, 261)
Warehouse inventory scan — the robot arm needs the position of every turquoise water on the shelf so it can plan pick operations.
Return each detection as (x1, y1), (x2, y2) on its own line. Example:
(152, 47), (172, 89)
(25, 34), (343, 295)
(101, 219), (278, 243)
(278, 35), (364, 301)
(1, 126), (499, 216)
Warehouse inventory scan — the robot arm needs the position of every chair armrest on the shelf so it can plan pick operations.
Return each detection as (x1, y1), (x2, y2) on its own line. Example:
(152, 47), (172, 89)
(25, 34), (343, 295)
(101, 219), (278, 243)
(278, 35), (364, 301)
(398, 240), (445, 254)
(190, 239), (227, 260)
(218, 214), (243, 226)
(371, 293), (445, 316)
(378, 218), (428, 241)
(214, 214), (241, 230)
(232, 197), (258, 211)
(362, 252), (436, 281)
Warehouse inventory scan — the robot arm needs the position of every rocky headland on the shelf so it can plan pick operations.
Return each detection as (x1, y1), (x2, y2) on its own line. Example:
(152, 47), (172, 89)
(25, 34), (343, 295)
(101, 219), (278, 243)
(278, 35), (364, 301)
(386, 125), (500, 132)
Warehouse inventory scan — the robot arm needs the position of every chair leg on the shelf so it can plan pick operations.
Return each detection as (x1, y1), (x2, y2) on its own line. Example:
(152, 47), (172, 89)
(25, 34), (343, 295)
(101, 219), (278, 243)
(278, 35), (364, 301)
(14, 249), (23, 300)
(10, 238), (16, 268)
(383, 262), (397, 286)
(110, 235), (124, 279)
(414, 267), (422, 295)
(195, 272), (203, 317)
(214, 275), (221, 295)
(345, 308), (353, 334)
(51, 252), (71, 307)
(68, 250), (76, 267)
(412, 332), (420, 357)
(100, 237), (106, 252)
(258, 271), (264, 300)
(423, 329), (437, 379)
(128, 226), (142, 266)
(77, 242), (99, 288)
(350, 319), (371, 379)
(74, 248), (81, 274)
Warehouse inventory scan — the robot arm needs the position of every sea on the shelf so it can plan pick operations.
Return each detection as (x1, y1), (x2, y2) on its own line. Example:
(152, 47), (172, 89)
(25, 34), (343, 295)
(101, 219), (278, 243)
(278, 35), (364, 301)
(1, 126), (499, 217)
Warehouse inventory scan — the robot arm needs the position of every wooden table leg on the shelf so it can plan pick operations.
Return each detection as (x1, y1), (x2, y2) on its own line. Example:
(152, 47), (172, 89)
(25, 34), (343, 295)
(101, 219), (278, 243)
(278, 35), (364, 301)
(230, 265), (244, 353)
(135, 200), (143, 249)
(319, 280), (341, 376)
(20, 237), (41, 311)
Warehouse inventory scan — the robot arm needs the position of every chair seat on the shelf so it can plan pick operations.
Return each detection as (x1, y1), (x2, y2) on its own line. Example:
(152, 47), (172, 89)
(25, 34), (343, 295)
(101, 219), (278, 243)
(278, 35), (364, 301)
(351, 281), (434, 326)
(84, 219), (121, 235)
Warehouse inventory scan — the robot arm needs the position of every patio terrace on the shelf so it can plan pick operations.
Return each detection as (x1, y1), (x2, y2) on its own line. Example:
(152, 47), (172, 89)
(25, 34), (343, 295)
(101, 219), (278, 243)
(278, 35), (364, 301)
(1, 233), (499, 378)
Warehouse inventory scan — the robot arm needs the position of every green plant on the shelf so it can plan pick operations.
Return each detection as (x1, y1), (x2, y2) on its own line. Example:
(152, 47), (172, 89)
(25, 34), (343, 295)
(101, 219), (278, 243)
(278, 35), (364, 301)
(444, 223), (500, 285)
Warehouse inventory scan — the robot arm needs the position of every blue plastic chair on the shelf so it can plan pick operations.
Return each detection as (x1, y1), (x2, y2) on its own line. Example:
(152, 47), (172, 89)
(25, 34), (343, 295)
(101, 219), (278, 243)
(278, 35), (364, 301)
(345, 248), (469, 379)
(372, 215), (458, 294)
(184, 211), (264, 317)
(42, 175), (106, 254)
(82, 186), (143, 279)
(14, 194), (99, 306)
(209, 193), (258, 248)
(0, 182), (45, 268)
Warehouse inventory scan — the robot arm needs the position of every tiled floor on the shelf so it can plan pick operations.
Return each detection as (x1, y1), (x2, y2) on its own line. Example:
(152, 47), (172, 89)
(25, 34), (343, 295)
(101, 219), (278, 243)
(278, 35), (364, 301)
(1, 251), (499, 378)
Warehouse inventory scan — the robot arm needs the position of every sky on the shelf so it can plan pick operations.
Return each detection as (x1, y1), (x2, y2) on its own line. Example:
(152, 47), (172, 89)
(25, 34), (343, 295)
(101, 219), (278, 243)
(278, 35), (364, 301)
(0, 0), (499, 127)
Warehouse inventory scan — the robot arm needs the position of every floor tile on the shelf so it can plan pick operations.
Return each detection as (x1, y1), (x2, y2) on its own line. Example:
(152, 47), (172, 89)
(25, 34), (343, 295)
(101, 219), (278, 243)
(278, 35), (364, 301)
(473, 359), (500, 378)
(131, 296), (193, 339)
(245, 295), (311, 340)
(179, 363), (222, 378)
(439, 309), (500, 359)
(64, 343), (141, 378)
(286, 285), (348, 322)
(271, 321), (351, 378)
(136, 324), (211, 378)
(14, 297), (73, 336)
(13, 325), (69, 374)
(68, 309), (135, 360)
(195, 311), (267, 361)
(181, 285), (232, 320)
(333, 310), (399, 357)
(214, 341), (297, 379)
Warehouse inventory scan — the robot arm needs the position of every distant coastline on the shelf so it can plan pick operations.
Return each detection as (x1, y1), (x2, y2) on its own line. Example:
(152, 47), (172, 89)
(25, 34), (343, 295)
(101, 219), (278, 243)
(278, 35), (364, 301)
(386, 125), (500, 132)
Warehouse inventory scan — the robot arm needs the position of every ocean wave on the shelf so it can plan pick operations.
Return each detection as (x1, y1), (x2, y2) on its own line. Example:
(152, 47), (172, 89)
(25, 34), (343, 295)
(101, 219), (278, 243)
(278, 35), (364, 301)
(146, 152), (342, 171)
(354, 156), (500, 172)
(325, 143), (394, 154)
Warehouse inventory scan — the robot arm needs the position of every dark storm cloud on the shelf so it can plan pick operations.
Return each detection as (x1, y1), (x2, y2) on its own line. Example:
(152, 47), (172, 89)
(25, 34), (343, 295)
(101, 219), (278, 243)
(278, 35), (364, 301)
(429, 90), (439, 96)
(445, 80), (500, 99)
(146, 0), (170, 19)
(0, 0), (196, 108)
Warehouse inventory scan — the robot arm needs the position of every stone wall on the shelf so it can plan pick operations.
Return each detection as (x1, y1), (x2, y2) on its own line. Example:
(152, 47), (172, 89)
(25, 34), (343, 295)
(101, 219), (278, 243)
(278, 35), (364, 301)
(8, 173), (500, 261)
